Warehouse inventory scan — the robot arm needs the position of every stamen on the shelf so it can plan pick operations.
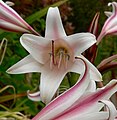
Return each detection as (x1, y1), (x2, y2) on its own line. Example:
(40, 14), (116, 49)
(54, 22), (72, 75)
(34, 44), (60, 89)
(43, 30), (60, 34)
(49, 41), (71, 69)
(58, 49), (64, 68)
(49, 53), (53, 69)
(65, 54), (70, 69)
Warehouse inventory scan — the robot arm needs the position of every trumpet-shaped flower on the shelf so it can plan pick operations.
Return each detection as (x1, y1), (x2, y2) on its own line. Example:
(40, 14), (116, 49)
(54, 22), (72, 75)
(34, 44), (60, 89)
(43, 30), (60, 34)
(0, 0), (39, 35)
(97, 2), (117, 44)
(7, 7), (102, 104)
(32, 59), (117, 120)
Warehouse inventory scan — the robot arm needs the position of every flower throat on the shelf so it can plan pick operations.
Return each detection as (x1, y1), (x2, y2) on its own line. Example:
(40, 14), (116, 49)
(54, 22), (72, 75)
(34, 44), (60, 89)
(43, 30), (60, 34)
(49, 40), (70, 69)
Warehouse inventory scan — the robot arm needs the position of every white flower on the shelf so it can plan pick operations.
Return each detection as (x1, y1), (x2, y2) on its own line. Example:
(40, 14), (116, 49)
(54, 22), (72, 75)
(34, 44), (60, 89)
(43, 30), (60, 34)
(7, 7), (102, 104)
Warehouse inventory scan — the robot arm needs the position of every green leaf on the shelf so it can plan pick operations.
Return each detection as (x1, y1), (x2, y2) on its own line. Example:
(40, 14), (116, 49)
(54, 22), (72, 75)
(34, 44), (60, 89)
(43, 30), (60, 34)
(26, 0), (68, 24)
(0, 93), (27, 103)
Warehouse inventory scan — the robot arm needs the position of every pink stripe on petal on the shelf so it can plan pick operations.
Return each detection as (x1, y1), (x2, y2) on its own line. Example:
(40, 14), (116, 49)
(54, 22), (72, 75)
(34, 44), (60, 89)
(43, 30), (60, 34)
(102, 2), (117, 31)
(55, 80), (117, 119)
(0, 20), (30, 32)
(0, 1), (26, 27)
(97, 2), (117, 44)
(0, 16), (27, 32)
(0, 1), (39, 35)
(0, 13), (16, 24)
(32, 58), (90, 120)
(0, 1), (31, 28)
(56, 112), (109, 120)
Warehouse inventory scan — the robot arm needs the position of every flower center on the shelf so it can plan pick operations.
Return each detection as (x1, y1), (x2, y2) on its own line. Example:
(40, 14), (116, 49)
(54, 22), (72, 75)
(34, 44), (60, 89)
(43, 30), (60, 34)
(49, 40), (71, 69)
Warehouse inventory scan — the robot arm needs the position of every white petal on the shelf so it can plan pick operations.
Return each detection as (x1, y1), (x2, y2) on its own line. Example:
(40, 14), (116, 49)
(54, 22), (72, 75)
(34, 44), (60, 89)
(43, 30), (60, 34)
(80, 55), (102, 81)
(69, 59), (85, 74)
(78, 112), (108, 120)
(86, 80), (96, 92)
(32, 59), (90, 120)
(104, 11), (112, 17)
(66, 33), (96, 55)
(45, 7), (66, 39)
(40, 62), (68, 104)
(20, 34), (51, 64)
(100, 100), (117, 120)
(7, 55), (42, 74)
(27, 90), (41, 101)
(5, 1), (15, 6)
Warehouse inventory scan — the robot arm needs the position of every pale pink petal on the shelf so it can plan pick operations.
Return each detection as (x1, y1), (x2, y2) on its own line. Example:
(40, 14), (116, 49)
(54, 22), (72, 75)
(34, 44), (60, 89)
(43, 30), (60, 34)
(100, 100), (117, 120)
(65, 33), (96, 55)
(105, 26), (117, 35)
(45, 7), (66, 39)
(32, 59), (90, 120)
(27, 90), (41, 101)
(56, 112), (108, 120)
(20, 34), (51, 64)
(102, 2), (117, 31)
(40, 59), (85, 104)
(7, 55), (42, 74)
(56, 79), (117, 119)
(0, 19), (30, 33)
(80, 55), (102, 81)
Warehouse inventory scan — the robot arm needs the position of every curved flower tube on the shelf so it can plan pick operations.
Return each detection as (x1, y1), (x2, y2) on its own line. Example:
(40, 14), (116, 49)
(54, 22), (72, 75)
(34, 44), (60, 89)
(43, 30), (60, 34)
(99, 100), (117, 120)
(7, 7), (102, 104)
(32, 61), (117, 120)
(97, 2), (117, 44)
(0, 0), (39, 35)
